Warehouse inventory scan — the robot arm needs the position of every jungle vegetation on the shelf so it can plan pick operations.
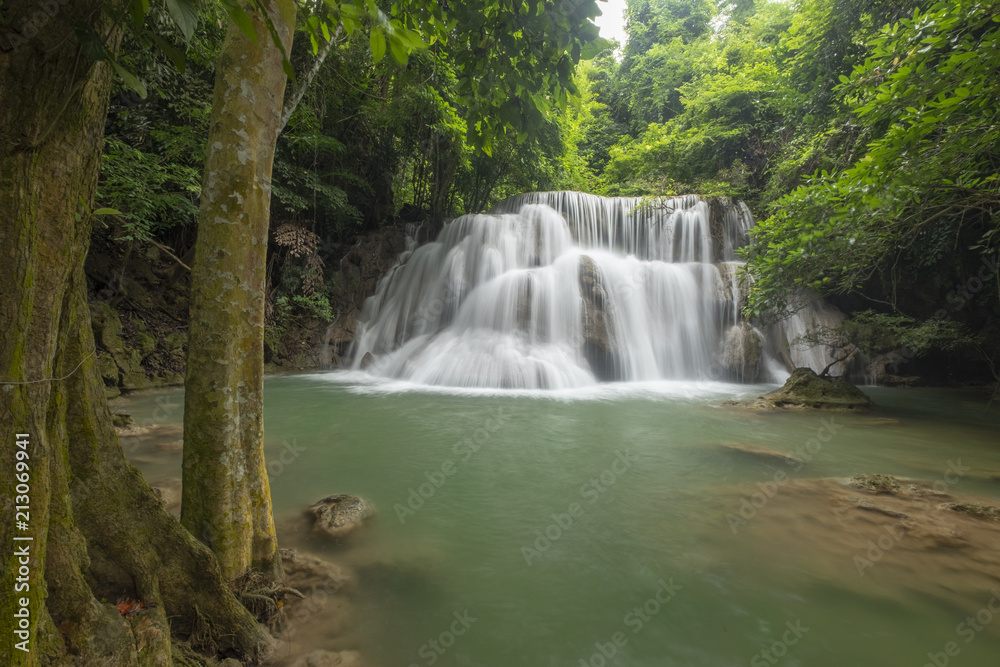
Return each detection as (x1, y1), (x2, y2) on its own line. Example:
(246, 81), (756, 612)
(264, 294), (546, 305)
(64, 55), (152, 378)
(1, 0), (998, 664)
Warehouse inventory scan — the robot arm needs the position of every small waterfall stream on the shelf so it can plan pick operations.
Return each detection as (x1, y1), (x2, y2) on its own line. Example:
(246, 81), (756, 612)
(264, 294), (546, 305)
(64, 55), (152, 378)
(349, 192), (841, 388)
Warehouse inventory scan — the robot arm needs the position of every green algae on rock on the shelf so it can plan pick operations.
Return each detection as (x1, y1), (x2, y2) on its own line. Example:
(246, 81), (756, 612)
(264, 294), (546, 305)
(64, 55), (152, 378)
(757, 367), (873, 410)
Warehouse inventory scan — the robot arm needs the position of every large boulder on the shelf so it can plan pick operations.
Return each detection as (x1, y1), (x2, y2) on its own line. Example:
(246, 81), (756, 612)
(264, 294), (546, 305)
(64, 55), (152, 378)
(721, 323), (763, 382)
(307, 495), (374, 539)
(578, 255), (621, 381)
(757, 367), (873, 410)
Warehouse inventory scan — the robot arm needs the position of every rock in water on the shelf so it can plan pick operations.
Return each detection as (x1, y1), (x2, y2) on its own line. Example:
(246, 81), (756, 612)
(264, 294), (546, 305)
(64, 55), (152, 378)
(722, 323), (762, 382)
(758, 367), (873, 410)
(578, 255), (621, 381)
(847, 473), (900, 494)
(308, 495), (374, 539)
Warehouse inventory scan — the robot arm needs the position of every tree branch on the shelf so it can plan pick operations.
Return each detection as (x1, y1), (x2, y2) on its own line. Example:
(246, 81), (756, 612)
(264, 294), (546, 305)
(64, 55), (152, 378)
(278, 24), (344, 135)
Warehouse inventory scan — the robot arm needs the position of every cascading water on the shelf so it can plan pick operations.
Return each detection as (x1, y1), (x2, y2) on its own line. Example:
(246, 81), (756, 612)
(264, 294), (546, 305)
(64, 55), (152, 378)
(349, 192), (840, 389)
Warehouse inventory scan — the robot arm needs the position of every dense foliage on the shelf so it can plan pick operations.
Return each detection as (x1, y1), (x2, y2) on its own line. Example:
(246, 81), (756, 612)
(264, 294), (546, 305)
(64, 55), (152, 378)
(93, 0), (1000, 379)
(573, 0), (999, 379)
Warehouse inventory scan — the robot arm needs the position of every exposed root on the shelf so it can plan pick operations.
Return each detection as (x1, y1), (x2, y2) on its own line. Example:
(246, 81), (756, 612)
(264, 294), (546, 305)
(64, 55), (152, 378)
(234, 570), (306, 634)
(188, 605), (221, 657)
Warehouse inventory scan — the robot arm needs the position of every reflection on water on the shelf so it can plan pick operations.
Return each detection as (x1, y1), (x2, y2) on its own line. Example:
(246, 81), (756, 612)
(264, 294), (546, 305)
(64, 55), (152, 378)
(114, 375), (1000, 666)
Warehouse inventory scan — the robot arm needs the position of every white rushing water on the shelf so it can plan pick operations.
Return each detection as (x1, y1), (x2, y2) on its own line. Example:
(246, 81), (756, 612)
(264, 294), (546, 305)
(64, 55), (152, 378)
(349, 192), (841, 388)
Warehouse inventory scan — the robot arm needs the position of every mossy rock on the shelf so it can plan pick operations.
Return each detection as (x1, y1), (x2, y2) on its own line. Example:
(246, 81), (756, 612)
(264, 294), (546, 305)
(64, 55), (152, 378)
(308, 495), (375, 539)
(136, 332), (157, 357)
(758, 367), (872, 410)
(96, 351), (120, 386)
(940, 502), (1000, 521)
(847, 473), (900, 494)
(164, 332), (188, 353)
(89, 301), (129, 368)
(111, 413), (134, 429)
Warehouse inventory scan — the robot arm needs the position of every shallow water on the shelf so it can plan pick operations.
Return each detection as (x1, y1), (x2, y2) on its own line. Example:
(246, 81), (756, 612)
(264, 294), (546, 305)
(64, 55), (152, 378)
(116, 375), (1000, 667)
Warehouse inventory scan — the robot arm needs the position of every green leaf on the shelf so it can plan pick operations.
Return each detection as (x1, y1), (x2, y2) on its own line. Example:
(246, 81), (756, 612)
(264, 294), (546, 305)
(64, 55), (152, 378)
(73, 22), (109, 61)
(220, 0), (257, 44)
(110, 60), (147, 98)
(338, 3), (363, 20)
(128, 0), (149, 30)
(92, 208), (122, 216)
(370, 29), (386, 62)
(388, 34), (408, 65)
(581, 37), (612, 60)
(165, 0), (199, 42)
(145, 31), (186, 72)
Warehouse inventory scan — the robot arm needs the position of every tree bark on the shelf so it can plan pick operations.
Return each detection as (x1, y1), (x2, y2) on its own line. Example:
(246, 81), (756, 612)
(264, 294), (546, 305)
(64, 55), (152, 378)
(182, 0), (296, 583)
(0, 2), (271, 664)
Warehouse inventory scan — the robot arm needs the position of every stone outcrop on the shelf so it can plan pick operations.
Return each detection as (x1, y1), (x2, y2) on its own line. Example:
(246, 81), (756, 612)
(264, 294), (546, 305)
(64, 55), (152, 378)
(721, 323), (763, 382)
(756, 367), (873, 410)
(307, 495), (375, 539)
(578, 255), (621, 381)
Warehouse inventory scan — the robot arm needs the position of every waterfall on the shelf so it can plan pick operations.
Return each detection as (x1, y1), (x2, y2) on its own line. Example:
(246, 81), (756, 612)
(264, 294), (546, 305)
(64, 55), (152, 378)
(349, 192), (839, 389)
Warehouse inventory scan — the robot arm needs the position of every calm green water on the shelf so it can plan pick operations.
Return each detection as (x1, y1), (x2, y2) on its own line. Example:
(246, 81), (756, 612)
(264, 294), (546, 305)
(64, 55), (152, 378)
(116, 375), (1000, 667)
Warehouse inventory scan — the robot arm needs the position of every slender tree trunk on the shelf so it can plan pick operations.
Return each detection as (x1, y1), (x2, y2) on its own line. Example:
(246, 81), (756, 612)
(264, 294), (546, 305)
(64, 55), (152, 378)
(278, 25), (342, 135)
(1, 2), (271, 665)
(182, 0), (296, 583)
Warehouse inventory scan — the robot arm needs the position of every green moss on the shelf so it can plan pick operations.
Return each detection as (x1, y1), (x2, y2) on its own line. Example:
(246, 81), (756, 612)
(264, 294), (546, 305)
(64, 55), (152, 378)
(759, 367), (873, 410)
(940, 502), (1000, 521)
(111, 413), (134, 429)
(136, 332), (156, 357)
(164, 332), (188, 352)
(848, 473), (900, 494)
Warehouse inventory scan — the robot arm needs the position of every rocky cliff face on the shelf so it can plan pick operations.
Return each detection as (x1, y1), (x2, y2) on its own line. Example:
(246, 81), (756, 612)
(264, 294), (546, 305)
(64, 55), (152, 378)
(84, 222), (416, 393)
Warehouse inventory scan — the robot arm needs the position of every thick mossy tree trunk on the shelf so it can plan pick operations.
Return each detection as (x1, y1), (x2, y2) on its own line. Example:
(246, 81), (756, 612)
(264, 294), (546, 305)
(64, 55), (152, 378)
(0, 2), (271, 664)
(181, 0), (296, 583)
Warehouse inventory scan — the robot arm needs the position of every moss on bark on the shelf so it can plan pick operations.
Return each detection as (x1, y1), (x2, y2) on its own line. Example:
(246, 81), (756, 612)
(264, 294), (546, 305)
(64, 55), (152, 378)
(181, 0), (296, 583)
(0, 2), (273, 664)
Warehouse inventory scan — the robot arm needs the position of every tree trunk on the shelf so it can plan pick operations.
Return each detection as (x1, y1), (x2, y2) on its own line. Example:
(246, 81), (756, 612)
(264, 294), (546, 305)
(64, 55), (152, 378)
(182, 0), (296, 583)
(0, 2), (271, 664)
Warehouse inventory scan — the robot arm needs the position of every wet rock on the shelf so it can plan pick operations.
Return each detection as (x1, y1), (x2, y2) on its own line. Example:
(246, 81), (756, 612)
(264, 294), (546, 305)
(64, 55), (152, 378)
(940, 502), (1000, 521)
(289, 651), (362, 667)
(757, 367), (873, 410)
(578, 255), (621, 381)
(112, 412), (134, 429)
(721, 323), (762, 383)
(714, 442), (803, 466)
(360, 352), (375, 370)
(847, 473), (900, 494)
(308, 495), (375, 539)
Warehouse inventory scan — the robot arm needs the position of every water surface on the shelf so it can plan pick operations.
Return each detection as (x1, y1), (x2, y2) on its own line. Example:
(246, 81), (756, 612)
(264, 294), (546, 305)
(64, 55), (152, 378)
(117, 375), (1000, 667)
